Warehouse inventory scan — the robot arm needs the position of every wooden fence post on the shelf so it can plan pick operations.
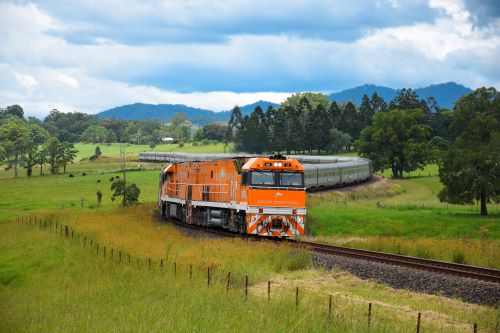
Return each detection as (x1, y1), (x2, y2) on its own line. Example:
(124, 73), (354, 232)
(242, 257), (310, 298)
(329, 295), (332, 317)
(207, 267), (210, 287)
(473, 323), (477, 333)
(104, 246), (106, 257)
(97, 243), (99, 254)
(190, 265), (193, 280)
(268, 281), (271, 301)
(119, 251), (121, 263)
(416, 313), (421, 333)
(245, 276), (248, 301)
(148, 258), (151, 270)
(65, 225), (68, 237)
(295, 287), (299, 308)
(160, 259), (163, 269)
(174, 262), (177, 276)
(227, 272), (231, 291)
(368, 303), (372, 329)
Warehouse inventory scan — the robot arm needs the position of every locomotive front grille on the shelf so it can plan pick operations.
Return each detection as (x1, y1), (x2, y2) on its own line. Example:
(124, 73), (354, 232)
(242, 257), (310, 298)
(271, 218), (283, 229)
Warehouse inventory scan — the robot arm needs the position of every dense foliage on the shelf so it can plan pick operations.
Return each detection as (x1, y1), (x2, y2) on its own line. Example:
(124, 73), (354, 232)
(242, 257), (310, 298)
(229, 89), (452, 157)
(0, 108), (77, 177)
(438, 87), (500, 215)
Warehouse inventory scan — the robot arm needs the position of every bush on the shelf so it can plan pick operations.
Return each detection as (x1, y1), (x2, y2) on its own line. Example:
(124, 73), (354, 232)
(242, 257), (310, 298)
(68, 174), (74, 178)
(178, 140), (185, 148)
(192, 142), (199, 146)
(82, 173), (87, 176)
(109, 177), (114, 182)
(201, 139), (210, 146)
(452, 251), (466, 264)
(96, 179), (101, 183)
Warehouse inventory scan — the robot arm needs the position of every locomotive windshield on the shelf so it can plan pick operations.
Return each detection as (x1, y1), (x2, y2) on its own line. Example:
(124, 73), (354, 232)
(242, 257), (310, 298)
(280, 172), (303, 187)
(249, 171), (304, 187)
(250, 171), (276, 185)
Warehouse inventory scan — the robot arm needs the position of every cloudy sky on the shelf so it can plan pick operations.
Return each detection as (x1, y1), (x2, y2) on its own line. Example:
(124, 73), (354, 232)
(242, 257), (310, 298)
(0, 0), (499, 117)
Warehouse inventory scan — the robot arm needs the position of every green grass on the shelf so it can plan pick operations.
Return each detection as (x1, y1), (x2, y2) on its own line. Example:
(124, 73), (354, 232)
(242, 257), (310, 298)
(1, 210), (497, 332)
(74, 141), (230, 161)
(307, 174), (500, 268)
(0, 170), (159, 221)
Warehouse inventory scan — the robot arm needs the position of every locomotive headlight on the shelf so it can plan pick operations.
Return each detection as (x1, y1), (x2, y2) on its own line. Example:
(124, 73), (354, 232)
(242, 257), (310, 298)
(273, 162), (283, 167)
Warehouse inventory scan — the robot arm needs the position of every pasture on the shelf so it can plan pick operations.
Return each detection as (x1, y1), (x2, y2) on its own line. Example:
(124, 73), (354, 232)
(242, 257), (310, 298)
(1, 143), (499, 331)
(1, 208), (498, 332)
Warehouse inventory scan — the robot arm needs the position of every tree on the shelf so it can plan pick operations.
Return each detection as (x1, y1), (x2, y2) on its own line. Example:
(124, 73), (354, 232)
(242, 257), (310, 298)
(329, 101), (342, 126)
(359, 94), (374, 129)
(60, 142), (78, 173)
(338, 102), (360, 148)
(4, 105), (24, 118)
(0, 118), (29, 177)
(46, 137), (62, 174)
(438, 87), (500, 215)
(36, 145), (49, 176)
(328, 129), (351, 153)
(111, 179), (140, 206)
(105, 129), (116, 143)
(95, 146), (102, 158)
(227, 105), (243, 144)
(370, 92), (387, 113)
(355, 109), (432, 178)
(22, 123), (49, 176)
(80, 125), (108, 143)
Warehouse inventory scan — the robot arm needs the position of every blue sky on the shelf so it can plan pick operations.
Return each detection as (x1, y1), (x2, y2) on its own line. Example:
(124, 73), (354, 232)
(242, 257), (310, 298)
(0, 0), (499, 117)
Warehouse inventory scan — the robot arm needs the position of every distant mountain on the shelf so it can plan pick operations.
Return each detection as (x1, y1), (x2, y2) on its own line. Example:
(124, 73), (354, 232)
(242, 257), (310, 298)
(239, 100), (280, 115)
(96, 103), (221, 125)
(96, 100), (279, 125)
(328, 82), (472, 109)
(97, 83), (472, 124)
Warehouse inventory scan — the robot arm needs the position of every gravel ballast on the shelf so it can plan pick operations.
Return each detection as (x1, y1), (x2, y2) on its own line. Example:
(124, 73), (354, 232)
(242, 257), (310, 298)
(312, 252), (500, 306)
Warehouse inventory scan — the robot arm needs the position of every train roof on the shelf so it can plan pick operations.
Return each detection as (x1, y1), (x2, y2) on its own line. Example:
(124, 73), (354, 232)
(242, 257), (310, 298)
(139, 151), (371, 166)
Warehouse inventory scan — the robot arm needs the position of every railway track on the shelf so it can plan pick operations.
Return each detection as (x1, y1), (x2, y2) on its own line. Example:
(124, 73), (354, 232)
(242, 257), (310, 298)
(163, 217), (500, 284)
(290, 240), (500, 284)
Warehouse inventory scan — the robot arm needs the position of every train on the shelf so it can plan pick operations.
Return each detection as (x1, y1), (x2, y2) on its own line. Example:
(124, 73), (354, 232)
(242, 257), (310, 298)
(141, 152), (372, 237)
(158, 155), (306, 237)
(139, 152), (373, 191)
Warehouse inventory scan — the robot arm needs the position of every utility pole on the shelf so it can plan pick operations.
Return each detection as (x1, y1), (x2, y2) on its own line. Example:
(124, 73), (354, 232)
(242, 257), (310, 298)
(120, 143), (127, 206)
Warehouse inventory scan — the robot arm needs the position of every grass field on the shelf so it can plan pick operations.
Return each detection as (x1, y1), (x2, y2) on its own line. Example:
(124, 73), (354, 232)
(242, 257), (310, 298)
(1, 208), (498, 332)
(1, 145), (499, 267)
(1, 146), (499, 331)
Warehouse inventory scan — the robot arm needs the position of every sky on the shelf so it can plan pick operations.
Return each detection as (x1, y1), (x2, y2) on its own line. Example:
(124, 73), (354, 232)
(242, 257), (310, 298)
(0, 0), (499, 118)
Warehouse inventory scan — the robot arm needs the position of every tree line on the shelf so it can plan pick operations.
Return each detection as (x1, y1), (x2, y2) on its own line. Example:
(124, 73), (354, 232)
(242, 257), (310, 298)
(227, 87), (499, 215)
(0, 107), (78, 178)
(36, 109), (225, 146)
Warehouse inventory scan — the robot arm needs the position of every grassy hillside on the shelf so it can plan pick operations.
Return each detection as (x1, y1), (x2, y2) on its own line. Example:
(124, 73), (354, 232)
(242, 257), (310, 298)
(1, 208), (497, 332)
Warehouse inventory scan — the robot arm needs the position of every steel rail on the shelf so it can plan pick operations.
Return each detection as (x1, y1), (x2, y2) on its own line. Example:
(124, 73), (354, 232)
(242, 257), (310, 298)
(162, 216), (500, 284)
(290, 239), (500, 284)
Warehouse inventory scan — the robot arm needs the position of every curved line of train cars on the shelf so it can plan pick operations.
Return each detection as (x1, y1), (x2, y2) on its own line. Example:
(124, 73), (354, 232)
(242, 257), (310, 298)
(139, 152), (373, 237)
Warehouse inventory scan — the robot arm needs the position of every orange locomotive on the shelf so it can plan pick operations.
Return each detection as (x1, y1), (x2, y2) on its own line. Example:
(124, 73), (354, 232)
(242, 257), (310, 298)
(159, 155), (306, 237)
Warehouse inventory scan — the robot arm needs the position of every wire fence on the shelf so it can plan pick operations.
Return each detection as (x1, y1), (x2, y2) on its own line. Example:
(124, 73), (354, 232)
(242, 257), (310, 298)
(15, 215), (498, 333)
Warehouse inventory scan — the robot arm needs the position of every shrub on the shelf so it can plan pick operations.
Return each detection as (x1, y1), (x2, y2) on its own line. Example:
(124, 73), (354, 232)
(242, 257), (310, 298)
(96, 179), (101, 183)
(178, 140), (185, 148)
(192, 142), (199, 146)
(82, 173), (87, 176)
(68, 174), (74, 178)
(452, 251), (466, 264)
(109, 177), (115, 182)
